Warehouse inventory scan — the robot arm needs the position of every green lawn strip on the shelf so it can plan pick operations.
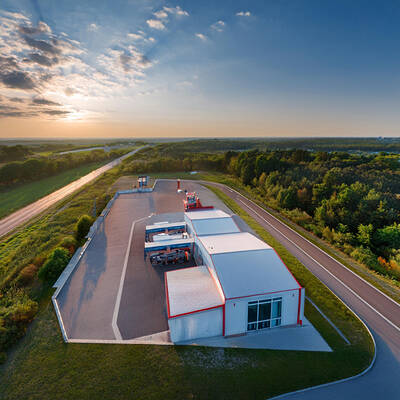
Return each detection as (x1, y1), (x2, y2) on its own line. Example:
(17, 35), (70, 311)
(199, 172), (400, 302)
(0, 161), (106, 219)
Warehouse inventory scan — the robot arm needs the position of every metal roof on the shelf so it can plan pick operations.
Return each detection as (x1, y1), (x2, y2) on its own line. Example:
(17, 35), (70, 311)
(191, 218), (240, 236)
(198, 233), (301, 299)
(165, 266), (224, 317)
(145, 221), (186, 233)
(185, 209), (231, 220)
(198, 232), (271, 254)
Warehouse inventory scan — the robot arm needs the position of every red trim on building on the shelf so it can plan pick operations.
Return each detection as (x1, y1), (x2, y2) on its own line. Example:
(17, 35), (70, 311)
(164, 271), (171, 318)
(165, 267), (225, 319)
(222, 304), (226, 336)
(272, 248), (302, 289)
(297, 288), (302, 325)
(169, 304), (224, 319)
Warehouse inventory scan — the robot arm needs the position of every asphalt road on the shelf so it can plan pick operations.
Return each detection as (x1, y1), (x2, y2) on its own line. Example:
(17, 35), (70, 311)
(206, 182), (400, 399)
(0, 146), (145, 238)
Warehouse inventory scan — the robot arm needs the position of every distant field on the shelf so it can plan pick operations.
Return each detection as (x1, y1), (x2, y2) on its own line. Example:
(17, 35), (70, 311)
(0, 161), (105, 219)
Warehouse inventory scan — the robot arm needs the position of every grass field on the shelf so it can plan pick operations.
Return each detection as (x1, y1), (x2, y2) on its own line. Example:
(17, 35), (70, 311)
(0, 174), (374, 400)
(0, 161), (106, 219)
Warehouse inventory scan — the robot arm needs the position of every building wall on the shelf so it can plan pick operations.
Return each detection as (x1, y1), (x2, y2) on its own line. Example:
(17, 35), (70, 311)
(168, 307), (223, 342)
(224, 289), (303, 336)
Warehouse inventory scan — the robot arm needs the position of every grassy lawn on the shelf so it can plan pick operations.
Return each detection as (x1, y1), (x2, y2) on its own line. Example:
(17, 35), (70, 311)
(0, 161), (106, 219)
(0, 175), (374, 400)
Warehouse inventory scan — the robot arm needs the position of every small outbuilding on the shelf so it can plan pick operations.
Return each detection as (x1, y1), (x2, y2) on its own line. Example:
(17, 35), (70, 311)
(165, 266), (224, 342)
(184, 209), (240, 237)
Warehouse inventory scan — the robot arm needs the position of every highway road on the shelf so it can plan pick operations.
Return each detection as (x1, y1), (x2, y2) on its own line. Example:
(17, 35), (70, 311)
(206, 182), (400, 399)
(0, 146), (144, 238)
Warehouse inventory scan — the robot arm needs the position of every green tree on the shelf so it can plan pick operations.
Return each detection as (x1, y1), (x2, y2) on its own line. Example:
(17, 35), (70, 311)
(357, 224), (374, 247)
(75, 214), (93, 242)
(38, 248), (70, 283)
(375, 223), (400, 249)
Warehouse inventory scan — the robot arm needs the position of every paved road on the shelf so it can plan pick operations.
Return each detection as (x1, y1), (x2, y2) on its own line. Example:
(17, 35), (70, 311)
(0, 146), (145, 238)
(206, 182), (400, 399)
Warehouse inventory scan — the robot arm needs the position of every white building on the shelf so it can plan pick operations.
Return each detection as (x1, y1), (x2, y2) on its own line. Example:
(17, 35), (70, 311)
(165, 209), (304, 343)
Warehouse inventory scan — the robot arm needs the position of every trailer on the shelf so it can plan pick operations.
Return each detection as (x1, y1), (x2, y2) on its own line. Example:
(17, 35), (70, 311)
(144, 237), (194, 254)
(183, 192), (214, 212)
(145, 221), (186, 241)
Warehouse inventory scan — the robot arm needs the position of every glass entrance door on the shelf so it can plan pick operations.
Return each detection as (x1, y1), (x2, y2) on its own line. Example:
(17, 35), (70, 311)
(247, 297), (282, 331)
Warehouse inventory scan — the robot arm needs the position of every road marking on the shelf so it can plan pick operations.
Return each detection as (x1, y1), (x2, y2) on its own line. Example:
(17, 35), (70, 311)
(220, 183), (400, 309)
(237, 198), (400, 333)
(111, 216), (148, 340)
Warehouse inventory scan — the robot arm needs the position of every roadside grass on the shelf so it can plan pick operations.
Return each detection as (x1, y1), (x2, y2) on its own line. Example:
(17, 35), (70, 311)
(0, 168), (121, 289)
(0, 161), (105, 219)
(0, 176), (374, 400)
(199, 172), (400, 302)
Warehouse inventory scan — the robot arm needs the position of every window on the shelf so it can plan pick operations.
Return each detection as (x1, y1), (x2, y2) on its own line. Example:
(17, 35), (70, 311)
(247, 298), (282, 331)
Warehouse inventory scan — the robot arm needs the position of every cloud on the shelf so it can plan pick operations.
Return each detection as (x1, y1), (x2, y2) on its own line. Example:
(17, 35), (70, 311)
(23, 35), (62, 55)
(195, 33), (207, 41)
(41, 109), (69, 116)
(154, 10), (168, 20)
(88, 23), (98, 32)
(127, 32), (156, 44)
(0, 12), (116, 120)
(18, 21), (51, 35)
(211, 20), (225, 32)
(26, 52), (59, 67)
(0, 71), (36, 90)
(236, 11), (251, 17)
(32, 97), (61, 106)
(163, 6), (189, 17)
(146, 19), (166, 30)
(0, 57), (36, 90)
(119, 50), (152, 72)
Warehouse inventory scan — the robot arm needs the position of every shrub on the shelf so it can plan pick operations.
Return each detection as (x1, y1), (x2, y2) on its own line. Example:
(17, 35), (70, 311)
(32, 255), (46, 268)
(17, 264), (38, 286)
(59, 236), (77, 255)
(75, 214), (93, 243)
(38, 247), (70, 283)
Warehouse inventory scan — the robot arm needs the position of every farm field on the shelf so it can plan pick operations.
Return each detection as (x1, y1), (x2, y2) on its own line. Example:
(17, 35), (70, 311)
(0, 161), (105, 219)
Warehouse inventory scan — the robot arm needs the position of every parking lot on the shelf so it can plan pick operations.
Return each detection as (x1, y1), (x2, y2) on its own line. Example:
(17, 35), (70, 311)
(55, 179), (239, 341)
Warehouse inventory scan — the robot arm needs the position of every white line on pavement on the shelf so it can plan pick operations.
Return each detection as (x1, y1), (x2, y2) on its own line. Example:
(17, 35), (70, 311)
(111, 216), (148, 340)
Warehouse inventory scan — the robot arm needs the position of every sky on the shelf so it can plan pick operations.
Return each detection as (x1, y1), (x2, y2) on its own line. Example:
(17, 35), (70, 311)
(1, 0), (400, 138)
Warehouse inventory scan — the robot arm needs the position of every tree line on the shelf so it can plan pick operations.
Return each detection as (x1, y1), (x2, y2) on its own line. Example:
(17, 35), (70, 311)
(0, 149), (128, 187)
(128, 146), (400, 281)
